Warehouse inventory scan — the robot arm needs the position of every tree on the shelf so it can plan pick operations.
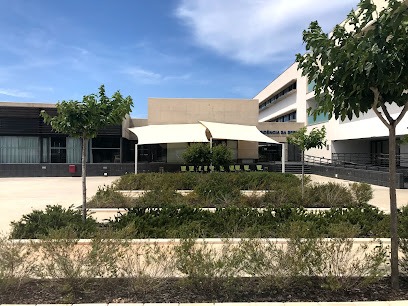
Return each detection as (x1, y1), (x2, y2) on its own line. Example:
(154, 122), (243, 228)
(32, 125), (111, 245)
(287, 126), (326, 198)
(296, 0), (408, 289)
(211, 144), (233, 169)
(182, 143), (212, 168)
(41, 85), (133, 223)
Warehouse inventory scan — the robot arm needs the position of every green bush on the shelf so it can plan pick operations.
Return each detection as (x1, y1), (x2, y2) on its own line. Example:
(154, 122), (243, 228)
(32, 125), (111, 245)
(303, 182), (354, 207)
(113, 172), (300, 191)
(132, 189), (188, 208)
(211, 144), (233, 169)
(182, 143), (211, 167)
(88, 185), (133, 208)
(10, 205), (98, 239)
(194, 172), (241, 205)
(349, 182), (373, 205)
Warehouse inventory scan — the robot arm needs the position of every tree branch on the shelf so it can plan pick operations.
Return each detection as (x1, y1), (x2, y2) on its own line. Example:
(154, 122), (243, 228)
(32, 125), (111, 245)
(370, 87), (391, 128)
(381, 103), (394, 125)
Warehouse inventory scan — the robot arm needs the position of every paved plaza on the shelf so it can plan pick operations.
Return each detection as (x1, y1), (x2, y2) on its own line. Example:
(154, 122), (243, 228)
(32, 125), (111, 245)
(1, 174), (408, 234)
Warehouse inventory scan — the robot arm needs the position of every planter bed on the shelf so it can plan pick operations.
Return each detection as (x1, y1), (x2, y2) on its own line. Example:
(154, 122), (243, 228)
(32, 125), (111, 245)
(2, 277), (408, 304)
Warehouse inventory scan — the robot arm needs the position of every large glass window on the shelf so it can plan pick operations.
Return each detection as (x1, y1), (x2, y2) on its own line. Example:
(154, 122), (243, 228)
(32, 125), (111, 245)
(0, 136), (40, 163)
(50, 137), (66, 163)
(91, 136), (120, 163)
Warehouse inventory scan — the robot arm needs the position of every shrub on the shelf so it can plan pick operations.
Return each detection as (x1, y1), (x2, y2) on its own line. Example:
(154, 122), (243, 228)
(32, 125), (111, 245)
(349, 182), (373, 205)
(118, 242), (176, 294)
(182, 143), (211, 167)
(238, 237), (387, 290)
(194, 172), (241, 205)
(211, 144), (233, 169)
(113, 172), (300, 191)
(132, 189), (187, 208)
(88, 185), (133, 208)
(10, 205), (98, 239)
(32, 232), (126, 301)
(304, 182), (354, 207)
(0, 236), (36, 291)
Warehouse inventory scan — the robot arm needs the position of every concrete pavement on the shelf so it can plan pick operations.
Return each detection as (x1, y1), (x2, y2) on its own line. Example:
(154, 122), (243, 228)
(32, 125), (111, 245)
(1, 174), (408, 234)
(0, 176), (120, 234)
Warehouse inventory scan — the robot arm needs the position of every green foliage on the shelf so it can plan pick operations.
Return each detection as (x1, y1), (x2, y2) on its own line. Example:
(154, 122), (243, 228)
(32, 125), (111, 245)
(88, 185), (133, 208)
(40, 85), (133, 139)
(287, 126), (327, 151)
(349, 182), (373, 205)
(182, 143), (211, 167)
(304, 182), (354, 207)
(10, 205), (98, 239)
(114, 172), (300, 191)
(211, 144), (233, 169)
(106, 205), (396, 239)
(194, 172), (241, 205)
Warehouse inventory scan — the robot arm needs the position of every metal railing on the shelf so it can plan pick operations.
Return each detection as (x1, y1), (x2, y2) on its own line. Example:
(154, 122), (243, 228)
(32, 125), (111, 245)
(304, 154), (391, 172)
(332, 153), (408, 168)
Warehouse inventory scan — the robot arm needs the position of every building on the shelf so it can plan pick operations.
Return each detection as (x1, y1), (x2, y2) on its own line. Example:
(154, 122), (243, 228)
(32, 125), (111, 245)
(0, 99), (302, 177)
(256, 0), (408, 169)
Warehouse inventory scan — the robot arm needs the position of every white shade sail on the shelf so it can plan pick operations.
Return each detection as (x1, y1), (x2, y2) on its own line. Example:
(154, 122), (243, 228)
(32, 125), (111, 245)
(129, 124), (209, 145)
(200, 121), (280, 144)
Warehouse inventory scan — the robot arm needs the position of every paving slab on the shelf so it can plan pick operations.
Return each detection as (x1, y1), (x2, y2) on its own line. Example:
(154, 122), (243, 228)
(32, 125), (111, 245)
(0, 176), (119, 234)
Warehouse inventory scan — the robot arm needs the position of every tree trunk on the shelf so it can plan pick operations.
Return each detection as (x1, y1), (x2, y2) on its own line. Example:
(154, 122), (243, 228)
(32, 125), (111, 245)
(82, 137), (88, 223)
(389, 124), (399, 290)
(301, 150), (305, 199)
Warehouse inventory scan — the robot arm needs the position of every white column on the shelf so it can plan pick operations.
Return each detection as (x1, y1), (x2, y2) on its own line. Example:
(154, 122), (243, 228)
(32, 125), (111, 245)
(135, 144), (138, 174)
(281, 142), (285, 173)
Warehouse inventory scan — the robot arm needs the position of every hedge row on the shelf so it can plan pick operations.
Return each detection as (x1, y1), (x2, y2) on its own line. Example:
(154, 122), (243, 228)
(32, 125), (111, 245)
(10, 204), (408, 239)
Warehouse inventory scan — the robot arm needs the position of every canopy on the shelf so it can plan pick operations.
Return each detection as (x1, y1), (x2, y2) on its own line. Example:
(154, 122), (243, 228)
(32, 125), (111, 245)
(128, 124), (208, 145)
(200, 121), (280, 144)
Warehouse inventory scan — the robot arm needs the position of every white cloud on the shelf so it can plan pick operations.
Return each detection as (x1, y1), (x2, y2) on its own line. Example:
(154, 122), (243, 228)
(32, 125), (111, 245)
(0, 88), (33, 98)
(176, 0), (358, 65)
(123, 66), (191, 84)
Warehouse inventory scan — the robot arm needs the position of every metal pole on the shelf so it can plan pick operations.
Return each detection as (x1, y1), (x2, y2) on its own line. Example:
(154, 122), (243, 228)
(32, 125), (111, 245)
(281, 142), (285, 173)
(135, 144), (138, 174)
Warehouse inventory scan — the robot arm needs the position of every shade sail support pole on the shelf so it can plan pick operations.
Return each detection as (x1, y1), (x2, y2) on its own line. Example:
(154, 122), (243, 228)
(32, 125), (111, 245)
(281, 143), (285, 173)
(135, 144), (138, 174)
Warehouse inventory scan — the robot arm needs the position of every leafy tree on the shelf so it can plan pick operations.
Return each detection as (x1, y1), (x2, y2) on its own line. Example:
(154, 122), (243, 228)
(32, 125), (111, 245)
(211, 144), (233, 169)
(41, 85), (133, 222)
(296, 0), (408, 289)
(287, 126), (326, 197)
(182, 143), (211, 168)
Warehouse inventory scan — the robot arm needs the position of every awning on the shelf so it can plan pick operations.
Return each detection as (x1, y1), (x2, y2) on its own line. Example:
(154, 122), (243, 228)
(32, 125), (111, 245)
(129, 124), (209, 145)
(200, 121), (280, 144)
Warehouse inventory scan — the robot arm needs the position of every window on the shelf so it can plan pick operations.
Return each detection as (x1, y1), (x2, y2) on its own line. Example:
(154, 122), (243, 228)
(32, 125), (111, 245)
(0, 136), (40, 163)
(50, 137), (66, 163)
(91, 136), (120, 163)
(267, 111), (297, 123)
(259, 82), (297, 110)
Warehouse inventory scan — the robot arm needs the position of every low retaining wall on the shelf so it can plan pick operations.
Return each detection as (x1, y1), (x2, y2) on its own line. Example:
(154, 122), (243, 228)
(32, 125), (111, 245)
(309, 164), (404, 188)
(0, 162), (278, 177)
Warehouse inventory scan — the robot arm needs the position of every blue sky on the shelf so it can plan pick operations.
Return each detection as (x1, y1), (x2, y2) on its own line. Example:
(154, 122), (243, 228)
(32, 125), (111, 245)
(0, 0), (359, 118)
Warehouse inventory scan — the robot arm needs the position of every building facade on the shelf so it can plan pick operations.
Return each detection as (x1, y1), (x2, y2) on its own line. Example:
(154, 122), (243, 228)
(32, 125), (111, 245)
(0, 99), (302, 177)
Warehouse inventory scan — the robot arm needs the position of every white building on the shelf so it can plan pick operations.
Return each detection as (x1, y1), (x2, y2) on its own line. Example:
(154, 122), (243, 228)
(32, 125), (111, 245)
(255, 0), (408, 167)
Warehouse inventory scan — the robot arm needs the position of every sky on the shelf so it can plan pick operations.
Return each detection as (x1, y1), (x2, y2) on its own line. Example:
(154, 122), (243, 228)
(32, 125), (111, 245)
(0, 0), (359, 118)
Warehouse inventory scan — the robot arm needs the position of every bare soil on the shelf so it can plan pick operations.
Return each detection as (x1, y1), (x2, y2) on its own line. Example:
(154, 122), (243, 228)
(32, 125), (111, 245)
(1, 277), (408, 304)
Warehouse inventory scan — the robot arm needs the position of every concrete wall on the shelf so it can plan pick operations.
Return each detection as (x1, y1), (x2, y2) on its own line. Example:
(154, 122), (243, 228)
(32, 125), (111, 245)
(148, 98), (259, 125)
(310, 164), (404, 189)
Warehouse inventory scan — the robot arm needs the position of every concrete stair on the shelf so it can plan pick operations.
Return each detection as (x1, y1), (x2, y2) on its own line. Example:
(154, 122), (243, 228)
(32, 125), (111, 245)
(276, 163), (312, 174)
